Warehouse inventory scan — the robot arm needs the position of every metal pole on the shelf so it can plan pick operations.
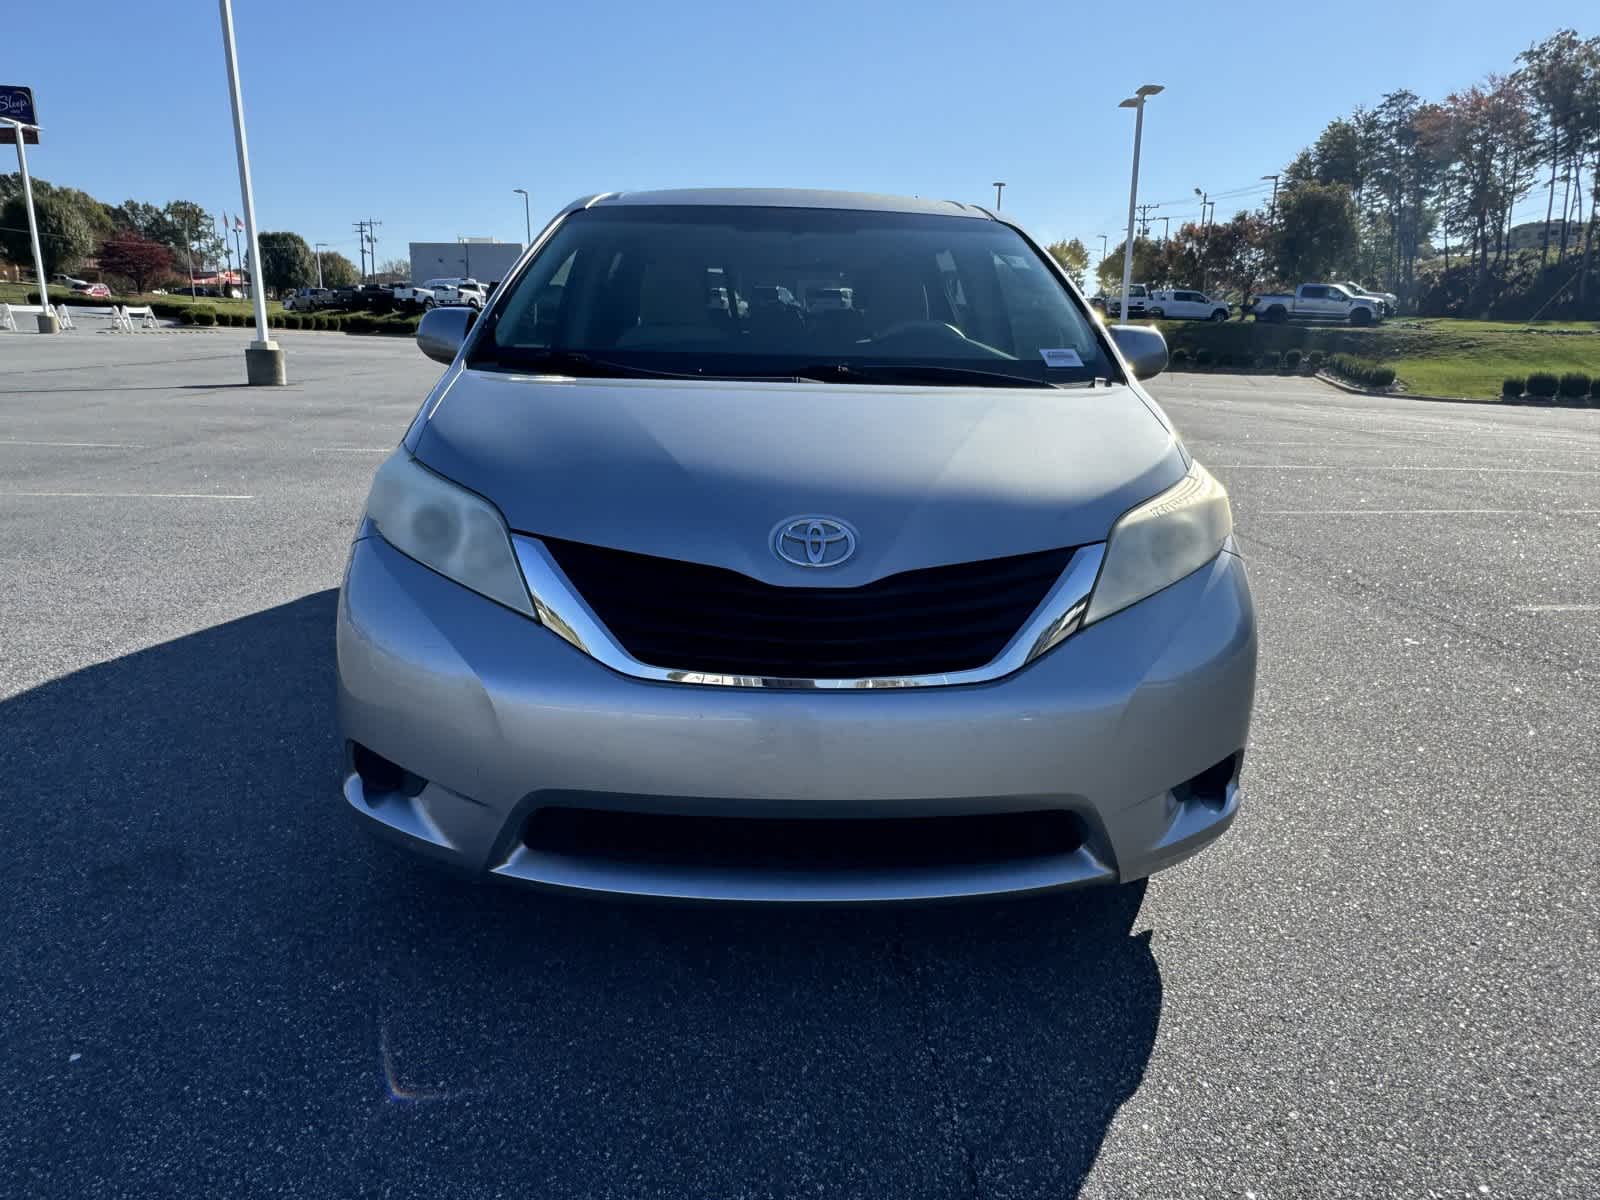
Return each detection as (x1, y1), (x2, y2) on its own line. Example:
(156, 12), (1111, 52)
(514, 188), (530, 244)
(218, 0), (283, 382)
(316, 245), (323, 288)
(1120, 98), (1145, 322)
(992, 181), (1006, 211)
(6, 119), (55, 332)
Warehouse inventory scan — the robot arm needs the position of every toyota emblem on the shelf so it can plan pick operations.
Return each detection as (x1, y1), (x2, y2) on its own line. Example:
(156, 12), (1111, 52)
(772, 516), (857, 568)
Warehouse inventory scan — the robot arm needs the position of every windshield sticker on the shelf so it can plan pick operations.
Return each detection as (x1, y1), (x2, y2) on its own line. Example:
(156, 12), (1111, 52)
(1040, 348), (1083, 369)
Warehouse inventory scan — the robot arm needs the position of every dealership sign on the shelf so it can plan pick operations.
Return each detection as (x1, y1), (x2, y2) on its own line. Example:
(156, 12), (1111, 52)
(0, 85), (38, 144)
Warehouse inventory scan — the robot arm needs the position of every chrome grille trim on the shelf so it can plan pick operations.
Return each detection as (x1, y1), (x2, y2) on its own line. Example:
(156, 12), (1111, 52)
(511, 536), (1106, 690)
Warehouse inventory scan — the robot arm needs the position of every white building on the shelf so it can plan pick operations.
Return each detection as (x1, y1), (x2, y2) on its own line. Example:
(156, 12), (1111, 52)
(409, 238), (524, 285)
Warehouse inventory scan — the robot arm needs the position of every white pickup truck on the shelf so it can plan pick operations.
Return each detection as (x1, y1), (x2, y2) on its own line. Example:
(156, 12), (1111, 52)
(1250, 283), (1383, 326)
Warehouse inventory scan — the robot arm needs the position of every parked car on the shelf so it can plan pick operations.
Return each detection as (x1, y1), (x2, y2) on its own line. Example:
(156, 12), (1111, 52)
(1146, 289), (1229, 322)
(70, 281), (111, 298)
(338, 187), (1256, 903)
(329, 286), (362, 310)
(427, 278), (488, 309)
(1105, 283), (1149, 318)
(1337, 281), (1398, 316)
(392, 281), (433, 310)
(283, 287), (335, 312)
(51, 273), (90, 289)
(1249, 283), (1383, 326)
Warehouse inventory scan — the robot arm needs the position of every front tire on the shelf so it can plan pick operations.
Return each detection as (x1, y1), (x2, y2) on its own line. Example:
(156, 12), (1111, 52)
(1211, 309), (1229, 322)
(1148, 308), (1164, 319)
(422, 298), (436, 311)
(1350, 307), (1373, 327)
(1262, 306), (1288, 324)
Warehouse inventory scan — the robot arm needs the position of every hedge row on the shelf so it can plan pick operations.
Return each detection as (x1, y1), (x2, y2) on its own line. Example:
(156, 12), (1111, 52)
(1324, 355), (1397, 389)
(1168, 346), (1326, 372)
(174, 307), (350, 331)
(1501, 373), (1599, 405)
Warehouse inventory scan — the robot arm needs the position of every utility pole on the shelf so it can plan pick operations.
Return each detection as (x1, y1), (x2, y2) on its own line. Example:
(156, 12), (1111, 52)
(1118, 85), (1163, 318)
(218, 212), (233, 293)
(992, 181), (1006, 211)
(1136, 202), (1158, 239)
(365, 218), (382, 280)
(1156, 215), (1170, 243)
(1261, 174), (1280, 225)
(2, 114), (55, 333)
(353, 220), (368, 280)
(1194, 188), (1215, 290)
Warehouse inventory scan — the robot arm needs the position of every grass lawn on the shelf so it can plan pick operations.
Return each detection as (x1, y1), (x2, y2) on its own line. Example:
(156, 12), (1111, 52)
(1145, 315), (1600, 400)
(0, 280), (282, 316)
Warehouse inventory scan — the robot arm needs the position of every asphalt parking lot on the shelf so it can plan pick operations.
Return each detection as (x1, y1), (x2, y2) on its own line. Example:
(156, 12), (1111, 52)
(2, 331), (1596, 1198)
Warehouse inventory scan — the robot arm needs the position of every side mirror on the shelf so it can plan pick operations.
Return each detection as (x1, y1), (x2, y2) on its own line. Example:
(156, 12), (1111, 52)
(417, 306), (476, 365)
(1109, 324), (1168, 381)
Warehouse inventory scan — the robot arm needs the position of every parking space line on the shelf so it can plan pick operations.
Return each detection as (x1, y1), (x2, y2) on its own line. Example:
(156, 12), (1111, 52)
(1514, 604), (1600, 613)
(311, 447), (391, 454)
(1, 491), (255, 500)
(1218, 464), (1600, 475)
(0, 439), (145, 449)
(1256, 508), (1600, 515)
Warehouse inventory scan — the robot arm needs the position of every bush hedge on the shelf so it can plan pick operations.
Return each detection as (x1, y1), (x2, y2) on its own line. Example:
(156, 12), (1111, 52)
(1284, 349), (1303, 370)
(1308, 349), (1325, 368)
(1170, 348), (1189, 366)
(1501, 377), (1524, 400)
(191, 307), (217, 327)
(1525, 372), (1559, 399)
(1326, 355), (1397, 389)
(1259, 350), (1281, 370)
(1558, 372), (1590, 402)
(1591, 376), (1600, 401)
(1194, 348), (1213, 366)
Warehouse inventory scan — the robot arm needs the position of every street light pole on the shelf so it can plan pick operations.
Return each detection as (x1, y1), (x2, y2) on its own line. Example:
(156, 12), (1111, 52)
(1117, 84), (1163, 320)
(314, 241), (329, 288)
(513, 188), (531, 245)
(992, 181), (1006, 211)
(218, 0), (284, 384)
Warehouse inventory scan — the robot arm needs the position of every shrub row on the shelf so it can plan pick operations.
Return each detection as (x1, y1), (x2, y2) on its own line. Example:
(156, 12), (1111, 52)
(1502, 373), (1599, 405)
(1324, 355), (1397, 389)
(1169, 346), (1325, 373)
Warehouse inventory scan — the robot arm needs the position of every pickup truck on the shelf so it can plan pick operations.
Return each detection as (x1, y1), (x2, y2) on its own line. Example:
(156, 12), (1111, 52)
(391, 281), (433, 310)
(1146, 288), (1230, 322)
(426, 278), (488, 310)
(1105, 283), (1149, 318)
(1337, 281), (1398, 316)
(1250, 283), (1383, 326)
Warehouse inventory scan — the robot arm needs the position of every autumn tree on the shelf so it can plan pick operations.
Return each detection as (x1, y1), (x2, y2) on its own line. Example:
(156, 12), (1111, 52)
(0, 190), (96, 278)
(318, 249), (360, 288)
(1046, 237), (1090, 288)
(97, 232), (174, 294)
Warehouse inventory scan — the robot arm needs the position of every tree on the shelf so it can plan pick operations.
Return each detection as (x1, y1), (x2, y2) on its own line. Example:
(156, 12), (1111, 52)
(318, 249), (359, 288)
(97, 232), (174, 294)
(0, 190), (97, 278)
(160, 200), (226, 272)
(1272, 183), (1360, 282)
(1096, 237), (1162, 291)
(374, 257), (410, 283)
(1046, 238), (1090, 288)
(252, 231), (316, 293)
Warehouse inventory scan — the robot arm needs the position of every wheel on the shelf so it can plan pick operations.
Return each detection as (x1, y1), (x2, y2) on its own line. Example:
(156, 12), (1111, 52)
(1263, 306), (1288, 324)
(1211, 309), (1229, 322)
(1350, 307), (1373, 327)
(422, 298), (436, 311)
(1147, 308), (1164, 319)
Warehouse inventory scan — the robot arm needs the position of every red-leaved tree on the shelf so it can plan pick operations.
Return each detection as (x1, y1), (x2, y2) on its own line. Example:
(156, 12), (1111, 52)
(97, 232), (173, 295)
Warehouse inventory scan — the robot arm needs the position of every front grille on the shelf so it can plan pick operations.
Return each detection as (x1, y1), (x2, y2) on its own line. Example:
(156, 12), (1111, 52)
(540, 537), (1075, 679)
(523, 806), (1084, 873)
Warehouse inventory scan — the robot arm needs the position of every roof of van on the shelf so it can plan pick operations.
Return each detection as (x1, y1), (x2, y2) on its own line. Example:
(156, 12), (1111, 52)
(571, 188), (994, 219)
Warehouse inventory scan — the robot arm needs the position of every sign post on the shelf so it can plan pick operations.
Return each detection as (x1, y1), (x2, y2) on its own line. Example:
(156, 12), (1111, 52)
(1, 87), (56, 334)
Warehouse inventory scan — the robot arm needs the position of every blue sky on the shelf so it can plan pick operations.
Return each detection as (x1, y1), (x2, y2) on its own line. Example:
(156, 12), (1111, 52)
(10, 0), (1594, 270)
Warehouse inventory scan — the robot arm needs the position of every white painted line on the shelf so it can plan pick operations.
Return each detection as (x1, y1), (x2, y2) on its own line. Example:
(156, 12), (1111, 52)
(312, 446), (391, 454)
(1514, 604), (1600, 613)
(1217, 465), (1600, 475)
(0, 438), (145, 449)
(0, 491), (255, 500)
(1257, 508), (1600, 516)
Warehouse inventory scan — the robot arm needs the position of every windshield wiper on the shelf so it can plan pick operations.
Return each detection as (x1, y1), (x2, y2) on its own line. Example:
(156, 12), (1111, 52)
(482, 348), (704, 379)
(790, 362), (1048, 389)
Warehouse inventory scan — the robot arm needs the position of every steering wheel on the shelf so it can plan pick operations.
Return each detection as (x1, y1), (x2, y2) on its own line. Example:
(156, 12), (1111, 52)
(869, 320), (1011, 359)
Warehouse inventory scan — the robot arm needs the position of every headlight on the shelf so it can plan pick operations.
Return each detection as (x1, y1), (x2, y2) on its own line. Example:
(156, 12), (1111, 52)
(1084, 460), (1231, 625)
(364, 452), (534, 617)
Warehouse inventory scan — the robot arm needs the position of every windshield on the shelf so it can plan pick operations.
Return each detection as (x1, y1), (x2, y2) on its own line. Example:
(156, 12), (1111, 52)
(473, 205), (1114, 386)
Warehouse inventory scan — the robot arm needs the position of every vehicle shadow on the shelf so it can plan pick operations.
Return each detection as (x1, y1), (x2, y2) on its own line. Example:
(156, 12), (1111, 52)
(0, 591), (1160, 1199)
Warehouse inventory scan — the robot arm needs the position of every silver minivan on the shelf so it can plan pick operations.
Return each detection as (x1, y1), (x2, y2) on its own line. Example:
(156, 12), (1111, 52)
(337, 188), (1257, 902)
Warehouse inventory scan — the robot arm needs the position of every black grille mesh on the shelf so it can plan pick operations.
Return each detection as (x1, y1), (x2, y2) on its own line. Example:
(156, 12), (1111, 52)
(541, 537), (1074, 679)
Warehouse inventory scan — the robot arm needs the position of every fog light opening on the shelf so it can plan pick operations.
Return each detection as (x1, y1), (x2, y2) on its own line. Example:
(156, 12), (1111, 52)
(350, 742), (427, 801)
(1177, 753), (1239, 811)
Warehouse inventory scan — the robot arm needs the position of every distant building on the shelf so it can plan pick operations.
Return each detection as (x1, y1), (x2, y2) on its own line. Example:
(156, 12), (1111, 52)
(409, 239), (524, 284)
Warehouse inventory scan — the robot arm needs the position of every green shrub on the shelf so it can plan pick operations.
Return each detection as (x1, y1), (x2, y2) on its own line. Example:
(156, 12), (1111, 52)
(1284, 349), (1303, 370)
(1501, 377), (1524, 400)
(1526, 372), (1559, 399)
(1558, 373), (1590, 402)
(1194, 348), (1213, 367)
(191, 307), (217, 327)
(1368, 366), (1396, 388)
(177, 307), (198, 326)
(1217, 351), (1234, 367)
(1308, 349), (1325, 368)
(1170, 348), (1189, 366)
(1590, 376), (1600, 401)
(345, 314), (375, 333)
(324, 315), (342, 332)
(1259, 350), (1281, 370)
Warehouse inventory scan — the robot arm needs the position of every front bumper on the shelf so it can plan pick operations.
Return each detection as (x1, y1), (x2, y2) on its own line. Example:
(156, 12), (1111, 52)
(336, 535), (1257, 901)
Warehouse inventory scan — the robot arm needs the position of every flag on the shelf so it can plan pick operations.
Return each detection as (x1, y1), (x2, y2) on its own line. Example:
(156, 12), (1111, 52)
(234, 215), (245, 232)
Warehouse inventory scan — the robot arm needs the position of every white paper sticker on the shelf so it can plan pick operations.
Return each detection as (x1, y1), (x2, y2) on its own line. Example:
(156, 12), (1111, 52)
(1040, 348), (1083, 369)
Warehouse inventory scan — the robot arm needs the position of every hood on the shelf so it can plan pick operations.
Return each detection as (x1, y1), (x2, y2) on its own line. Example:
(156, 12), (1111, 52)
(413, 371), (1184, 587)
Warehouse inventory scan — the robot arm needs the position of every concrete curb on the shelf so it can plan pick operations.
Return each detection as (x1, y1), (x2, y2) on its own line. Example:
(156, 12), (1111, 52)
(1312, 371), (1500, 407)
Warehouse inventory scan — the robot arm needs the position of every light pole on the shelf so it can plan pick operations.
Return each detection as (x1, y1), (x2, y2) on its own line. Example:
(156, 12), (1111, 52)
(1117, 84), (1163, 320)
(513, 188), (531, 245)
(1096, 233), (1108, 289)
(2, 116), (54, 332)
(1157, 215), (1171, 243)
(1194, 187), (1215, 290)
(218, 0), (284, 384)
(1261, 174), (1280, 225)
(314, 241), (329, 288)
(992, 181), (1006, 211)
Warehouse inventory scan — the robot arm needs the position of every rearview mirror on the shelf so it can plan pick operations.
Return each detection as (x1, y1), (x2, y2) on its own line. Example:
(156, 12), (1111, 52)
(417, 306), (476, 365)
(1109, 324), (1168, 381)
